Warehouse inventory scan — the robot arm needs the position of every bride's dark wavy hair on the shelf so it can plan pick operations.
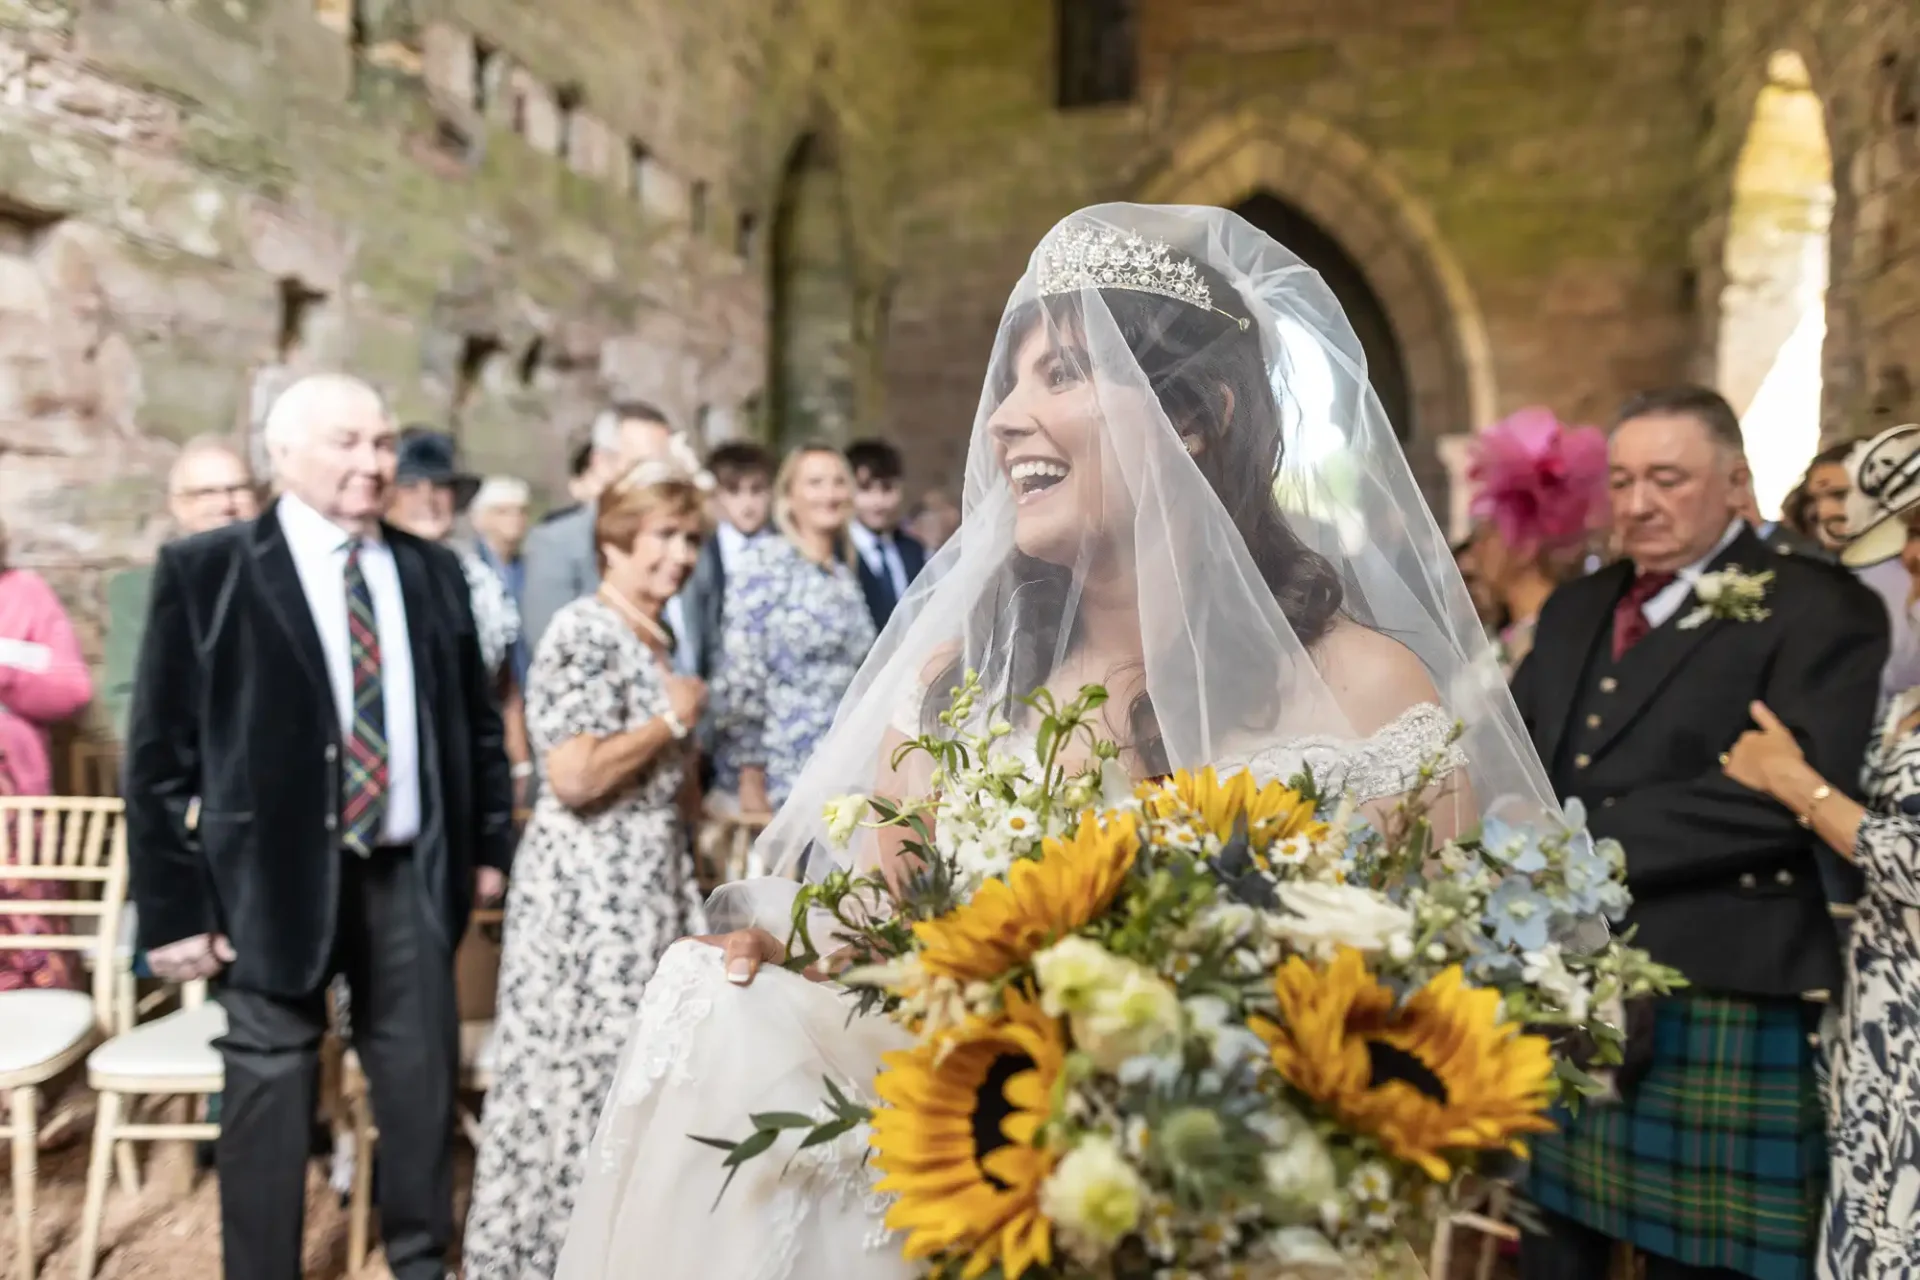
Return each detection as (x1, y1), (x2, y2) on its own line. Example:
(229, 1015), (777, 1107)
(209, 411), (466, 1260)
(929, 262), (1347, 773)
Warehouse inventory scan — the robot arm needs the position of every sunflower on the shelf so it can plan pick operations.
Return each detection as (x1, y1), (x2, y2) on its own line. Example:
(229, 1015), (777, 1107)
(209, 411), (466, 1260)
(870, 986), (1067, 1279)
(914, 810), (1139, 984)
(1138, 767), (1327, 858)
(1248, 948), (1556, 1181)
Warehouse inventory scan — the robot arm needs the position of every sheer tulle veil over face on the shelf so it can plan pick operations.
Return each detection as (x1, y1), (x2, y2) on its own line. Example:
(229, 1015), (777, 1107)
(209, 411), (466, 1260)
(712, 203), (1558, 928)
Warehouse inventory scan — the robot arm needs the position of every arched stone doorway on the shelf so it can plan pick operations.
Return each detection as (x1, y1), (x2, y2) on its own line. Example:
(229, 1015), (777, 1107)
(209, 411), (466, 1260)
(1140, 112), (1493, 524)
(1232, 192), (1413, 441)
(767, 130), (858, 449)
(1718, 50), (1834, 518)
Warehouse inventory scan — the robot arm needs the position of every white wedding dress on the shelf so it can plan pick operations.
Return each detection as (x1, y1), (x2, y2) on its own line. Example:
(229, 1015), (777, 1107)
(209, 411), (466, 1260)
(554, 705), (1463, 1280)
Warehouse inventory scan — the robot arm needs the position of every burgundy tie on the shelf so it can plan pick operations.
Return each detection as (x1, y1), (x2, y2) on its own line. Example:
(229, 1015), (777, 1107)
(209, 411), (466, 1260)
(1612, 571), (1677, 660)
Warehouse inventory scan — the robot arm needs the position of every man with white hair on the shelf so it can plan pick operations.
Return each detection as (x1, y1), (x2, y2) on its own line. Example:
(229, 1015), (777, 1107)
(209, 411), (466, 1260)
(519, 400), (676, 656)
(102, 435), (261, 738)
(123, 372), (514, 1280)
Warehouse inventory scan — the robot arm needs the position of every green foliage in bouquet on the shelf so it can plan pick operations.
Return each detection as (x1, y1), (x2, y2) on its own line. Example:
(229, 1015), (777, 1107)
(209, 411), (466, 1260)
(695, 674), (1683, 1279)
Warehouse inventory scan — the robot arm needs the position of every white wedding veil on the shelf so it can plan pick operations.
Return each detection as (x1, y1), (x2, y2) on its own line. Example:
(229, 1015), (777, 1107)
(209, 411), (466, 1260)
(712, 203), (1557, 933)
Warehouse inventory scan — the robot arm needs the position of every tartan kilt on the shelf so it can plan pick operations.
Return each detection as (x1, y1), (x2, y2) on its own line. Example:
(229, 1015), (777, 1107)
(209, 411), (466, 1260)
(1524, 993), (1827, 1280)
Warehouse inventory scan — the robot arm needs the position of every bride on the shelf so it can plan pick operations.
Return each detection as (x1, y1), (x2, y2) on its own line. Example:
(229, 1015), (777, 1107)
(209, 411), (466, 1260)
(551, 204), (1559, 1280)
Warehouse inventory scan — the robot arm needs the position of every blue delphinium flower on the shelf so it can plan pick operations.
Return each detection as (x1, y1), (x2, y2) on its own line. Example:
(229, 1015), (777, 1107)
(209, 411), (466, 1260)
(1481, 814), (1548, 874)
(1489, 876), (1554, 952)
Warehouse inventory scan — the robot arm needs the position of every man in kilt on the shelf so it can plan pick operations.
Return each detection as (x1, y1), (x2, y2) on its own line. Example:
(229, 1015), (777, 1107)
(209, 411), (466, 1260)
(1510, 386), (1887, 1280)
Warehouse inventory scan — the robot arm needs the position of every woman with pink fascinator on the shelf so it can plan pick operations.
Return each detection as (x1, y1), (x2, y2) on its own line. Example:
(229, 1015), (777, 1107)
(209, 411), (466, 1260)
(1462, 407), (1610, 675)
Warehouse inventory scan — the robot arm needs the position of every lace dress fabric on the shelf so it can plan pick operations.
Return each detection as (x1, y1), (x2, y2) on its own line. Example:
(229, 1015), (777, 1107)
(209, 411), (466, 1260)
(1818, 711), (1920, 1280)
(553, 704), (1461, 1280)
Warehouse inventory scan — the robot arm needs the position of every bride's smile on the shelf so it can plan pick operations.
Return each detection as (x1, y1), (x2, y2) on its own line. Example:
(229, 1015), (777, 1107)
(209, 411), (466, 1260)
(1006, 456), (1070, 504)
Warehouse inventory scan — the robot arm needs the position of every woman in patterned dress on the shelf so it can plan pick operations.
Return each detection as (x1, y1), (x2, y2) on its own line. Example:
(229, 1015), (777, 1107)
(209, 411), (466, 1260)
(1722, 501), (1920, 1279)
(712, 443), (876, 817)
(463, 469), (710, 1279)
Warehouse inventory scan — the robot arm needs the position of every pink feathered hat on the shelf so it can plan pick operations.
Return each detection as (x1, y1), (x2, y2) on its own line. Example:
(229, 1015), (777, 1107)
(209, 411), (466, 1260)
(1467, 407), (1610, 556)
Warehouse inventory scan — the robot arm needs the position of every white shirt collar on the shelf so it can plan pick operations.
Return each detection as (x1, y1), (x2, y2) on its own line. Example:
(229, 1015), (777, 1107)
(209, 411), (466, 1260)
(278, 491), (383, 554)
(847, 521), (890, 561)
(1676, 518), (1747, 581)
(1639, 518), (1746, 628)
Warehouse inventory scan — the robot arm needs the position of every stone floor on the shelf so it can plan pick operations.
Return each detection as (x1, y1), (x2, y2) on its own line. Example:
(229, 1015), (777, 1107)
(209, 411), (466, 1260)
(3, 1123), (1518, 1280)
(0, 1125), (422, 1280)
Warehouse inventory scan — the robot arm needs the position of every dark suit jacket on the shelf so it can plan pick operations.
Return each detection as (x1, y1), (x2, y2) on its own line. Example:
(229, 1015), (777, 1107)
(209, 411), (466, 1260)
(680, 536), (728, 682)
(1510, 527), (1887, 998)
(1756, 520), (1835, 562)
(854, 529), (928, 631)
(122, 503), (515, 999)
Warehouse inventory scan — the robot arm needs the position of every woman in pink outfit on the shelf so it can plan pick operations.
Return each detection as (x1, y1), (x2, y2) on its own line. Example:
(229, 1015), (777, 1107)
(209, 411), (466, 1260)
(0, 517), (95, 990)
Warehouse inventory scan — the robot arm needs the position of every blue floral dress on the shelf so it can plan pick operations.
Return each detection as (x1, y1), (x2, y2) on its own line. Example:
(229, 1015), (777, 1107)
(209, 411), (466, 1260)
(1820, 704), (1920, 1279)
(712, 537), (875, 806)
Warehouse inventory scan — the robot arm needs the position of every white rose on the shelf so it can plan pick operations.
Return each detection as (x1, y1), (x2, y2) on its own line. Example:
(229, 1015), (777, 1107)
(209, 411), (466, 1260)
(1692, 571), (1725, 603)
(1262, 1131), (1337, 1219)
(1033, 936), (1124, 1016)
(822, 794), (869, 846)
(1270, 882), (1414, 958)
(1039, 1135), (1146, 1247)
(1074, 964), (1184, 1071)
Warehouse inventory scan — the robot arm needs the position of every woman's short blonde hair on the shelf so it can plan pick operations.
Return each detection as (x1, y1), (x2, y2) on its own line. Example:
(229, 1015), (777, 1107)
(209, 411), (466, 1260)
(594, 475), (705, 575)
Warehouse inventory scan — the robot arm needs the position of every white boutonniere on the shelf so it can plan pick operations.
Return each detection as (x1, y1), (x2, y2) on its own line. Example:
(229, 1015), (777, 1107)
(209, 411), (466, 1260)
(1677, 566), (1774, 630)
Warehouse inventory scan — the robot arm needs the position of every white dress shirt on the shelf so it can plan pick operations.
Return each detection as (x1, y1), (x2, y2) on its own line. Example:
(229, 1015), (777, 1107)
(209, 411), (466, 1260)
(1641, 518), (1746, 629)
(278, 493), (422, 845)
(715, 521), (757, 578)
(848, 521), (909, 600)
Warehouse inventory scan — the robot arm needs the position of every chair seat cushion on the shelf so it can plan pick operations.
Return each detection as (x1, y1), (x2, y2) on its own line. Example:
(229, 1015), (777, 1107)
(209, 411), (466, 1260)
(462, 1020), (495, 1076)
(0, 988), (98, 1075)
(88, 1000), (226, 1083)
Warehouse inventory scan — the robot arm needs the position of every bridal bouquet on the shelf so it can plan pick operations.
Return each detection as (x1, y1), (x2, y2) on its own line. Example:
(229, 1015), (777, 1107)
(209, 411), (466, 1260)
(697, 676), (1680, 1279)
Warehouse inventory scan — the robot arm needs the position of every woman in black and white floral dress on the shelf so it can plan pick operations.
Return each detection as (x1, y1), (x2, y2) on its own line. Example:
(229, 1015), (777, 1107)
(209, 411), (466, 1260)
(1725, 692), (1920, 1279)
(464, 470), (710, 1279)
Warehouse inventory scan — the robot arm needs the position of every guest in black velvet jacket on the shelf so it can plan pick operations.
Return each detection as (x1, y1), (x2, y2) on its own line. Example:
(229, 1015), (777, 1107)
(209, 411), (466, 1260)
(122, 373), (514, 1280)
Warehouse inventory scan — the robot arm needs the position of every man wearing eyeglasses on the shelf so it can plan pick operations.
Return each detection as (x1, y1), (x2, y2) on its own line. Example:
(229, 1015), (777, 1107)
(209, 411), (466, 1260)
(102, 436), (260, 737)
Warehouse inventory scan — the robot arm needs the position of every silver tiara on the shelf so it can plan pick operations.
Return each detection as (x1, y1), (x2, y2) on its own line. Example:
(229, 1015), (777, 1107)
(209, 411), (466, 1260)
(1035, 223), (1250, 330)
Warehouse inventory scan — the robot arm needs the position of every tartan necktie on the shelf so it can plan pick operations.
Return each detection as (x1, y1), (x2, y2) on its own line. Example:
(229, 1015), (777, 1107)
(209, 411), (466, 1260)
(341, 542), (388, 855)
(1611, 570), (1677, 660)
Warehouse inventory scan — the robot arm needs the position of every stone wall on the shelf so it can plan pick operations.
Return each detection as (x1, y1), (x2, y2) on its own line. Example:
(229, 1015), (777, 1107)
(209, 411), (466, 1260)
(1695, 0), (1920, 446)
(0, 0), (911, 693)
(881, 0), (1717, 516)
